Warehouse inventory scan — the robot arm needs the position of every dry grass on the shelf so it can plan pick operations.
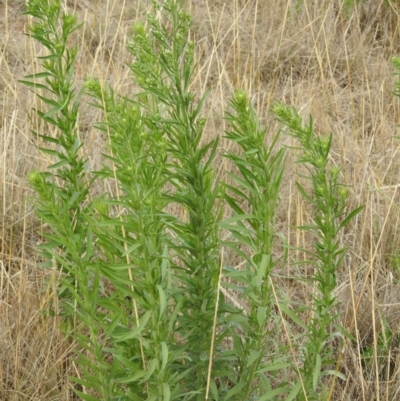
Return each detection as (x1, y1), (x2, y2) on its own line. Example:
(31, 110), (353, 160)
(2, 0), (400, 399)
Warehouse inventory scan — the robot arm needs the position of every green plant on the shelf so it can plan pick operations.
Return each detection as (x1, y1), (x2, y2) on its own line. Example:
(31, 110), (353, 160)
(273, 103), (363, 400)
(23, 0), (228, 399)
(124, 2), (229, 397)
(22, 0), (363, 399)
(21, 1), (115, 399)
(221, 91), (293, 400)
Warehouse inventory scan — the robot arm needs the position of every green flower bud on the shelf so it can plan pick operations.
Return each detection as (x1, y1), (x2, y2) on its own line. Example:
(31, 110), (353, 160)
(338, 187), (348, 200)
(315, 157), (325, 168)
(315, 185), (325, 196)
(234, 90), (247, 109)
(27, 169), (43, 187)
(197, 116), (207, 131)
(133, 22), (146, 38)
(330, 166), (340, 180)
(93, 198), (109, 215)
(84, 78), (101, 94)
(319, 137), (330, 150)
(30, 22), (46, 36)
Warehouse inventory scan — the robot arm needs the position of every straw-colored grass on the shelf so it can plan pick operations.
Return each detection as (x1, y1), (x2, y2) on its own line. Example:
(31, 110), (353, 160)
(2, 0), (400, 399)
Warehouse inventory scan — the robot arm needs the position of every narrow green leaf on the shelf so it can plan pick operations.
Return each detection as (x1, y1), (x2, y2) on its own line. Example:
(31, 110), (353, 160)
(220, 213), (257, 225)
(224, 193), (247, 216)
(115, 310), (152, 341)
(168, 296), (184, 333)
(49, 159), (69, 169)
(225, 182), (251, 203)
(36, 93), (60, 107)
(36, 110), (59, 126)
(142, 358), (157, 382)
(69, 375), (101, 390)
(296, 181), (315, 205)
(44, 105), (62, 118)
(219, 223), (253, 241)
(105, 312), (122, 335)
(72, 390), (101, 401)
(23, 71), (54, 79)
(37, 54), (60, 60)
(18, 80), (49, 90)
(334, 323), (355, 341)
(100, 263), (138, 271)
(223, 229), (256, 252)
(313, 354), (322, 391)
(259, 386), (290, 401)
(320, 369), (346, 380)
(338, 205), (364, 231)
(38, 147), (63, 157)
(39, 134), (59, 144)
(222, 313), (247, 324)
(255, 360), (291, 374)
(257, 305), (267, 327)
(161, 244), (169, 281)
(163, 383), (170, 401)
(116, 369), (146, 384)
(160, 341), (168, 373)
(210, 379), (219, 401)
(231, 333), (244, 359)
(280, 303), (307, 330)
(204, 136), (219, 171)
(285, 381), (303, 401)
(247, 350), (261, 367)
(256, 254), (269, 285)
(157, 284), (167, 318)
(224, 381), (246, 400)
(226, 171), (257, 194)
(121, 242), (142, 256)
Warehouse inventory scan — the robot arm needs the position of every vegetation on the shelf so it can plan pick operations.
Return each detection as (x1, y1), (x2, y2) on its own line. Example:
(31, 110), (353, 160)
(3, 0), (400, 400)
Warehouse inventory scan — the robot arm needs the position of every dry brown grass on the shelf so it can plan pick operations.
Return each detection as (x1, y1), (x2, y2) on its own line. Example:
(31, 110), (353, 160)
(2, 0), (400, 399)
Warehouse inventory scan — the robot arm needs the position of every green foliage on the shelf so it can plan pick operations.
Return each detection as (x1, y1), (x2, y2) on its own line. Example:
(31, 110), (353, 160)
(272, 103), (363, 399)
(23, 0), (362, 400)
(222, 90), (292, 399)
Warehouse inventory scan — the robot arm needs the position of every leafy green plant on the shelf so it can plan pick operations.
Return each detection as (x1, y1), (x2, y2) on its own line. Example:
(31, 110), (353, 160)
(22, 0), (362, 400)
(273, 103), (363, 400)
(22, 0), (89, 310)
(221, 91), (293, 400)
(21, 1), (113, 399)
(129, 5), (225, 393)
(23, 0), (228, 399)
